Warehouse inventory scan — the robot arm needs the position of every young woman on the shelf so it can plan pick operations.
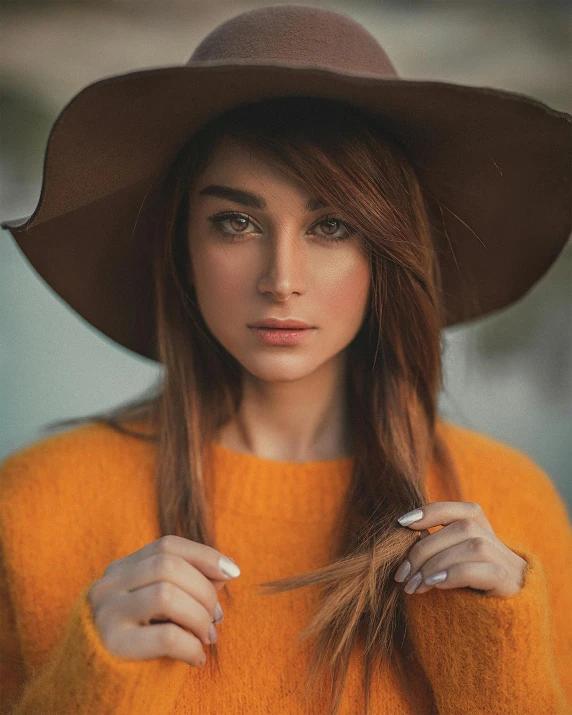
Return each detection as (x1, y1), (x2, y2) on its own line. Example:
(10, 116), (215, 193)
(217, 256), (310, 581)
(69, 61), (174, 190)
(1, 5), (571, 715)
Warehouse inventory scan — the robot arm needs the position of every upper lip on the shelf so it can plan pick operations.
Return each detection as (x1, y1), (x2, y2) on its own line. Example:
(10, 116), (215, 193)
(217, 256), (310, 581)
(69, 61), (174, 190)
(249, 318), (314, 329)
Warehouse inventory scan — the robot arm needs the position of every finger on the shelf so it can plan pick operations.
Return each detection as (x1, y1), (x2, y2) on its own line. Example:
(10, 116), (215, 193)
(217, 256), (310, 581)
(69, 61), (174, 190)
(113, 552), (220, 621)
(106, 535), (240, 587)
(104, 621), (207, 667)
(406, 561), (506, 596)
(110, 580), (215, 646)
(408, 537), (499, 593)
(397, 502), (494, 533)
(395, 524), (495, 584)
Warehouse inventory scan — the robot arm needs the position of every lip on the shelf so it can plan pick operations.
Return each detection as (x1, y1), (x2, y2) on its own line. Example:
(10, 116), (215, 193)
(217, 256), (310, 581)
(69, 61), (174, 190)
(248, 318), (314, 329)
(249, 326), (316, 346)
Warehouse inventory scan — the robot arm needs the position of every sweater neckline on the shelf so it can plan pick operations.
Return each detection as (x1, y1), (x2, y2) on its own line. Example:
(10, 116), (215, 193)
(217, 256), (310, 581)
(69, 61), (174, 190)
(210, 439), (355, 469)
(206, 440), (354, 523)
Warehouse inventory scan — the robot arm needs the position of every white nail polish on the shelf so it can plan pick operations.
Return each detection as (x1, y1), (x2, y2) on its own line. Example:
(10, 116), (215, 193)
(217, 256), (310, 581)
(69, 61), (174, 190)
(219, 555), (241, 578)
(404, 572), (423, 594)
(395, 560), (411, 582)
(425, 571), (447, 586)
(398, 509), (423, 526)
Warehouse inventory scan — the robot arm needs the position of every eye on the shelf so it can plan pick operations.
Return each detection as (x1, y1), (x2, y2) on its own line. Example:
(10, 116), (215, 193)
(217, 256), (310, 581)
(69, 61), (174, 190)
(207, 211), (356, 243)
(208, 211), (260, 236)
(311, 216), (356, 243)
(207, 211), (259, 238)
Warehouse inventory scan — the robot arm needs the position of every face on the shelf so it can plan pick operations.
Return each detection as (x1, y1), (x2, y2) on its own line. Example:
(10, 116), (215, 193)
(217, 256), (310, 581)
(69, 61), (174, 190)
(186, 136), (371, 384)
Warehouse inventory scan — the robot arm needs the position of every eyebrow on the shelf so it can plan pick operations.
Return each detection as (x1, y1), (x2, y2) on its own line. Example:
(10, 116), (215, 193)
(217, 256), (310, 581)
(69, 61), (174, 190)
(198, 184), (330, 212)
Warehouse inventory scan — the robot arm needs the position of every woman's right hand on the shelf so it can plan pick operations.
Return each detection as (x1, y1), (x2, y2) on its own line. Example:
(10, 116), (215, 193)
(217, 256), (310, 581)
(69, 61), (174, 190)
(87, 535), (241, 667)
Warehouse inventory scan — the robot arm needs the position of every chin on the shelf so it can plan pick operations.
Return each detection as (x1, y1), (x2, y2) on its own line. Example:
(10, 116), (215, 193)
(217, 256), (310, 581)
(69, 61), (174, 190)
(239, 356), (321, 384)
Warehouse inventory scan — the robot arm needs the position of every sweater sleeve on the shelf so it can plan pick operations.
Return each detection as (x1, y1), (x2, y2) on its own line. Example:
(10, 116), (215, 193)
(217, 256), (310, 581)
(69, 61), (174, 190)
(405, 457), (572, 715)
(0, 437), (190, 715)
(0, 558), (189, 715)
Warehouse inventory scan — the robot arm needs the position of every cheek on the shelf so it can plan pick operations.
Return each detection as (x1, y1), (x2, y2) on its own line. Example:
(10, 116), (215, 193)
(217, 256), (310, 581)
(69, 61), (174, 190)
(318, 256), (370, 325)
(190, 246), (249, 318)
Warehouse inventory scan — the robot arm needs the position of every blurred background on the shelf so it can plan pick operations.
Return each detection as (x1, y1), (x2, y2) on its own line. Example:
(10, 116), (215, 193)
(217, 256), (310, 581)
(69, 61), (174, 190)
(1, 0), (571, 508)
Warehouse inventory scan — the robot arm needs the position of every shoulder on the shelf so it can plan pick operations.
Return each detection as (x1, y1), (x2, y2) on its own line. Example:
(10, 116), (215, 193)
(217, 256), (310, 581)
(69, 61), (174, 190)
(436, 418), (552, 486)
(0, 422), (159, 619)
(434, 419), (570, 537)
(434, 421), (572, 577)
(0, 421), (156, 506)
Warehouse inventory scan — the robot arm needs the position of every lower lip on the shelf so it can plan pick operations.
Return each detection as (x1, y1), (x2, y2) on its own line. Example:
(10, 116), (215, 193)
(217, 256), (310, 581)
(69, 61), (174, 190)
(249, 327), (316, 345)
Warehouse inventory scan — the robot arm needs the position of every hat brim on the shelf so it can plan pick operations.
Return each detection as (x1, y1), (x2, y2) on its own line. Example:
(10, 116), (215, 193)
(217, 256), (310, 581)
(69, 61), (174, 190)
(2, 61), (571, 361)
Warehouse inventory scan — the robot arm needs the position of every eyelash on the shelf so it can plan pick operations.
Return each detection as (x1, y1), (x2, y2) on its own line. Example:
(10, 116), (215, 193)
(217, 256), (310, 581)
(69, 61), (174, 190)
(207, 211), (356, 243)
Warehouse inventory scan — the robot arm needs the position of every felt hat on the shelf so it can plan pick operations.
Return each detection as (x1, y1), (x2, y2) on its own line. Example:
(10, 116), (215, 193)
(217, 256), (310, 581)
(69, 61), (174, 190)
(2, 3), (571, 362)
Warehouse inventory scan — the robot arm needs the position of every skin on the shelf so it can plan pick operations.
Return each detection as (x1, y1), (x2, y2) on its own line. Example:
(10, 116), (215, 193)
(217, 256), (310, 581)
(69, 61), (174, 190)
(185, 137), (528, 600)
(394, 501), (528, 598)
(186, 136), (371, 462)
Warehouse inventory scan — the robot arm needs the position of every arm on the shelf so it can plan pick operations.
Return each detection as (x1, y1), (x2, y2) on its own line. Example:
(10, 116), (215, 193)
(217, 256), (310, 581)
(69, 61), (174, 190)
(405, 457), (572, 714)
(0, 548), (189, 715)
(0, 445), (189, 715)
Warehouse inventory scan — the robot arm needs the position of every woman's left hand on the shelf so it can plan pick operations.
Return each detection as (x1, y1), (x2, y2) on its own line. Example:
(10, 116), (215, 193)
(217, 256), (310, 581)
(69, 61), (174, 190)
(394, 501), (529, 598)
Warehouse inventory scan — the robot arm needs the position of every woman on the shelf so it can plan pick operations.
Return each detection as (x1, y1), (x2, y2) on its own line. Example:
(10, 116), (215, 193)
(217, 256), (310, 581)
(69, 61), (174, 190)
(1, 5), (571, 715)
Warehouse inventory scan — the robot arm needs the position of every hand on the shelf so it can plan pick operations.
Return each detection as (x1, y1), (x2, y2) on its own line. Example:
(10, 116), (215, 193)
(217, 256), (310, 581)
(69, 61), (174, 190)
(394, 501), (528, 598)
(88, 535), (241, 666)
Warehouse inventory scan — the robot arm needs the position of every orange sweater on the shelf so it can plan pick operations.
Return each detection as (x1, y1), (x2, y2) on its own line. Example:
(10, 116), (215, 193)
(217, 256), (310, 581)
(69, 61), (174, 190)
(0, 420), (570, 714)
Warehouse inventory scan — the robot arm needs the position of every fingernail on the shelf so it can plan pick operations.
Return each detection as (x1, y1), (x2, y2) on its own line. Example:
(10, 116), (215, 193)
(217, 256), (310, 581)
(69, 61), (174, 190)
(404, 572), (423, 594)
(208, 623), (218, 644)
(213, 601), (224, 623)
(218, 555), (241, 579)
(199, 651), (207, 665)
(425, 570), (447, 586)
(398, 509), (424, 526)
(394, 560), (412, 583)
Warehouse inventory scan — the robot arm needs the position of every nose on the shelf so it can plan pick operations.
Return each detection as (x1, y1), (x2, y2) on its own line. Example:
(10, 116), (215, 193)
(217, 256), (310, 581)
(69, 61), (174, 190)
(257, 229), (307, 300)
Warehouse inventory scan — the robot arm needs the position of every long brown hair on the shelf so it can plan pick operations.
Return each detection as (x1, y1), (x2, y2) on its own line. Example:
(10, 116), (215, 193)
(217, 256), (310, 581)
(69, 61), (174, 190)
(45, 97), (465, 714)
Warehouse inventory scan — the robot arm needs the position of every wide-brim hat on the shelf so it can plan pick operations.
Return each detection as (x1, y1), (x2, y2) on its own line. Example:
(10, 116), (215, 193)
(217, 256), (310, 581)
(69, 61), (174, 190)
(2, 3), (571, 362)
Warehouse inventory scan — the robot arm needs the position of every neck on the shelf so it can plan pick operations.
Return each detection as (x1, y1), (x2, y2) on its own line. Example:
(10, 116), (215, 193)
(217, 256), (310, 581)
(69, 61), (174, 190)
(216, 352), (352, 462)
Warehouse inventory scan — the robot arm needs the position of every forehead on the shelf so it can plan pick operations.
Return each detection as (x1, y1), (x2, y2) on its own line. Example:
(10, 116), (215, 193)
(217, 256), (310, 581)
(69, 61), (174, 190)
(195, 136), (310, 198)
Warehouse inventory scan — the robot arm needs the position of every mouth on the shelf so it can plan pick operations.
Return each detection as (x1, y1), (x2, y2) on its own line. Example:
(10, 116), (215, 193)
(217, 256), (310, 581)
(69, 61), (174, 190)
(249, 325), (316, 345)
(253, 327), (311, 330)
(248, 319), (314, 330)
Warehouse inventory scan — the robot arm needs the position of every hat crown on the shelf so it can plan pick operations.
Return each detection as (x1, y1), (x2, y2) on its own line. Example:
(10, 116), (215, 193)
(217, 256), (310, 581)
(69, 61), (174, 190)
(187, 4), (397, 77)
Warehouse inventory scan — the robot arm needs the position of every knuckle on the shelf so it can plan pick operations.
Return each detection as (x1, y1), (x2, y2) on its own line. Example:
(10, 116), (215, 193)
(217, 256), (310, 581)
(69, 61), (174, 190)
(157, 623), (182, 654)
(469, 536), (489, 556)
(155, 535), (179, 553)
(152, 581), (176, 613)
(457, 518), (476, 537)
(468, 501), (483, 515)
(150, 552), (179, 579)
(103, 561), (119, 577)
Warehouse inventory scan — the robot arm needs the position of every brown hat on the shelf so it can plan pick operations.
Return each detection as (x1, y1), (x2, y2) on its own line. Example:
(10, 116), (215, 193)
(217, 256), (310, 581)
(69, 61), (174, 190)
(2, 4), (571, 362)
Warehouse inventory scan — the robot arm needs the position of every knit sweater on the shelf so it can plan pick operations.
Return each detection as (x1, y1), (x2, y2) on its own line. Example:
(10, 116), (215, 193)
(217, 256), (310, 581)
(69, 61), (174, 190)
(0, 419), (570, 715)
